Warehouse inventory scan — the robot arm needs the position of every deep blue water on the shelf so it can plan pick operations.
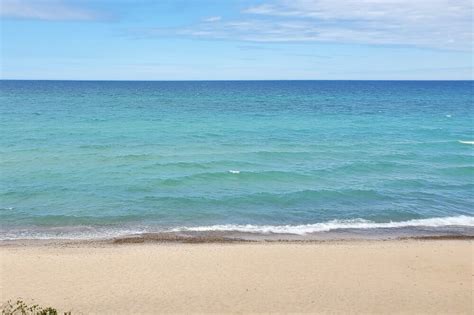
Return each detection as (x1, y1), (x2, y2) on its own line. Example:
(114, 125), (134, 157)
(1, 80), (473, 239)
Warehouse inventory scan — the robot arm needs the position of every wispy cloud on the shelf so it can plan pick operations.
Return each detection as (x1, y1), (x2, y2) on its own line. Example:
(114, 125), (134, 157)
(152, 0), (473, 50)
(243, 0), (471, 22)
(0, 0), (102, 21)
(203, 16), (221, 22)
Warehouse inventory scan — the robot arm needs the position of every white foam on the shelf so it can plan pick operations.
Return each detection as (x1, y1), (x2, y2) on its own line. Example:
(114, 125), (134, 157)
(229, 170), (240, 174)
(458, 140), (474, 145)
(0, 227), (146, 241)
(3, 216), (473, 240)
(172, 216), (474, 235)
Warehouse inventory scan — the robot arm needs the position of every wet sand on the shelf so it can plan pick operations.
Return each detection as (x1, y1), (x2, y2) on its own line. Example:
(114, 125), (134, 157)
(0, 240), (472, 314)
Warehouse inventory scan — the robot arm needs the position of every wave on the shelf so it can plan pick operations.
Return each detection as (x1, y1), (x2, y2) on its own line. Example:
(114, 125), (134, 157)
(0, 226), (147, 241)
(143, 160), (260, 171)
(172, 216), (474, 235)
(2, 216), (473, 240)
(458, 140), (474, 145)
(141, 189), (390, 208)
(158, 170), (312, 186)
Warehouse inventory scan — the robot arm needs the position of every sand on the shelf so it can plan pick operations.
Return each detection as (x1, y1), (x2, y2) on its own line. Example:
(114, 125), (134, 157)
(0, 240), (472, 314)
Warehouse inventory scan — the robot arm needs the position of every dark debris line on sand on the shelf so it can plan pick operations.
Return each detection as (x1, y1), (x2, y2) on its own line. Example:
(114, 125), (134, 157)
(112, 232), (253, 244)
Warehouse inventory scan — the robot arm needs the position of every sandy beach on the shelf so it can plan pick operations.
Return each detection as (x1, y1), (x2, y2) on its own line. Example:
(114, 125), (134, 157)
(0, 239), (472, 314)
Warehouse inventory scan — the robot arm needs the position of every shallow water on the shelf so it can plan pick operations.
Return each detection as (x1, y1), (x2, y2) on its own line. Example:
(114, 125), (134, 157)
(1, 80), (473, 239)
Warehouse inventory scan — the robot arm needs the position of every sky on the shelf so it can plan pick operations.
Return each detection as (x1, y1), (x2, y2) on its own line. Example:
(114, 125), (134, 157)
(0, 0), (473, 80)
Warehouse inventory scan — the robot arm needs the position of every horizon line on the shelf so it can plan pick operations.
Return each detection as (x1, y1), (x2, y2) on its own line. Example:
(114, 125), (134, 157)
(1, 79), (473, 82)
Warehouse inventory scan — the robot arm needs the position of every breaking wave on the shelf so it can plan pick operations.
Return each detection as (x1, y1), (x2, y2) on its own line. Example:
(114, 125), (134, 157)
(172, 216), (474, 235)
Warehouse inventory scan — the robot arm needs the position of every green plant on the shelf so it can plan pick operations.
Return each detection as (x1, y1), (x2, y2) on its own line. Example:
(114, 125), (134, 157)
(1, 299), (71, 315)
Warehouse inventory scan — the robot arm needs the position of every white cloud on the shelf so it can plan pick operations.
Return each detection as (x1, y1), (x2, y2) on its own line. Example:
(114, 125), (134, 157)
(0, 0), (101, 21)
(171, 0), (473, 50)
(203, 16), (222, 22)
(243, 0), (472, 25)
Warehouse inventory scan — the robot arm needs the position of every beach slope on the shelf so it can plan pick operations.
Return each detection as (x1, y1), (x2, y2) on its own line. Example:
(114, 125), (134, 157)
(0, 240), (472, 314)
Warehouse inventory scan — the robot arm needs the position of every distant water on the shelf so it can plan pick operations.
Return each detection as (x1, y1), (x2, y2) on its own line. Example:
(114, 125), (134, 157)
(1, 80), (473, 240)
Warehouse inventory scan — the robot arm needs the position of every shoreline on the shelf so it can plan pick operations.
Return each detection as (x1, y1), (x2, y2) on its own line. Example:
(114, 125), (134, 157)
(2, 215), (473, 243)
(1, 239), (472, 314)
(1, 226), (473, 247)
(0, 233), (473, 250)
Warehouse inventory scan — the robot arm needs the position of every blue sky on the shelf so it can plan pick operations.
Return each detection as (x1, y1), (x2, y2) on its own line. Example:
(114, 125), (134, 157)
(1, 0), (472, 80)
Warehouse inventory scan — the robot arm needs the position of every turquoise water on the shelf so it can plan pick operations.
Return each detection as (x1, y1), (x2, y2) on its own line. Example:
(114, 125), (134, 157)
(1, 80), (473, 239)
